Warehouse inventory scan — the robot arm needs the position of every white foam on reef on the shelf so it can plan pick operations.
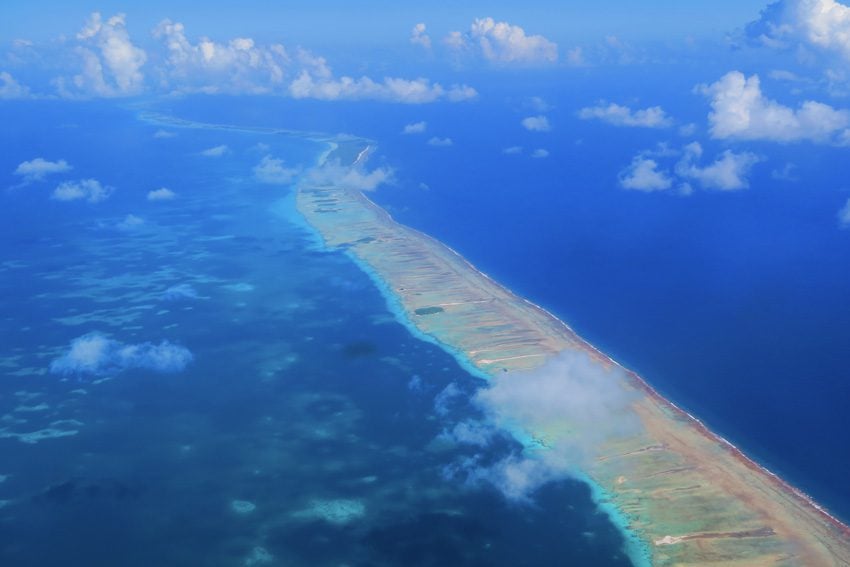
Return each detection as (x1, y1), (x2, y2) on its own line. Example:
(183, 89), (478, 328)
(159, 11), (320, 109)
(243, 546), (273, 566)
(231, 499), (256, 514)
(293, 498), (365, 525)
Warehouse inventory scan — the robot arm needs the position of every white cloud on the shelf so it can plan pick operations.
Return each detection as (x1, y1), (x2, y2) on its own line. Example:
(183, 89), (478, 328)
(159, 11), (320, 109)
(699, 71), (850, 143)
(289, 71), (477, 103)
(620, 143), (761, 194)
(442, 351), (639, 501)
(619, 156), (673, 192)
(0, 71), (30, 99)
(200, 144), (229, 157)
(527, 96), (552, 112)
(747, 0), (850, 61)
(147, 187), (176, 201)
(565, 46), (585, 66)
(434, 382), (463, 417)
(153, 129), (176, 139)
(253, 155), (299, 184)
(448, 18), (558, 65)
(116, 214), (145, 230)
(678, 122), (698, 137)
(50, 332), (193, 375)
(531, 148), (550, 158)
(307, 160), (393, 192)
(152, 19), (289, 95)
(57, 12), (147, 97)
(402, 121), (427, 134)
(14, 158), (72, 182)
(15, 16), (478, 105)
(521, 115), (551, 132)
(674, 142), (761, 191)
(838, 197), (850, 227)
(578, 102), (673, 128)
(52, 179), (113, 203)
(427, 136), (453, 147)
(771, 162), (799, 181)
(443, 31), (466, 51)
(440, 420), (500, 447)
(410, 23), (432, 49)
(502, 146), (523, 155)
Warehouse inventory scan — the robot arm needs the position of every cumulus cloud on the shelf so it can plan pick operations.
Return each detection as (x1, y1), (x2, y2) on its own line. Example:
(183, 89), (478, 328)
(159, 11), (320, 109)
(52, 179), (113, 203)
(699, 71), (850, 143)
(619, 156), (673, 192)
(153, 19), (289, 95)
(15, 15), (477, 104)
(14, 158), (72, 183)
(147, 187), (176, 201)
(440, 420), (500, 447)
(838, 198), (850, 227)
(0, 71), (30, 99)
(527, 96), (552, 112)
(306, 160), (393, 192)
(578, 102), (673, 128)
(620, 143), (761, 193)
(116, 214), (145, 230)
(447, 17), (558, 65)
(200, 144), (229, 157)
(521, 115), (551, 132)
(747, 0), (850, 61)
(427, 136), (453, 147)
(56, 12), (147, 97)
(153, 129), (176, 139)
(410, 23), (432, 49)
(502, 146), (523, 155)
(443, 351), (639, 501)
(674, 142), (761, 191)
(289, 71), (477, 103)
(402, 121), (427, 134)
(50, 332), (193, 376)
(771, 162), (799, 181)
(253, 155), (300, 184)
(434, 382), (463, 417)
(531, 148), (550, 158)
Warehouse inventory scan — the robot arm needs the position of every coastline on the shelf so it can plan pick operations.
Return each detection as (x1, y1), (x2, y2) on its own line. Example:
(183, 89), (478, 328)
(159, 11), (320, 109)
(293, 141), (850, 566)
(133, 105), (850, 563)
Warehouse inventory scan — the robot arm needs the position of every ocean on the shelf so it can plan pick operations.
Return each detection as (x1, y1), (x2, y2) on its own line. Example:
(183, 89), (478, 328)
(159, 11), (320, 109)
(0, 101), (635, 565)
(165, 65), (850, 524)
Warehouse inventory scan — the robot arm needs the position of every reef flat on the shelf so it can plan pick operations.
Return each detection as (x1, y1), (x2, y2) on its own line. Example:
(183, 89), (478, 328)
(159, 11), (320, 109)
(295, 143), (850, 566)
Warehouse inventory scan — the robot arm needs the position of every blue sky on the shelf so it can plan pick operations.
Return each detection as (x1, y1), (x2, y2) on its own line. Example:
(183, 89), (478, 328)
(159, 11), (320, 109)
(2, 0), (768, 45)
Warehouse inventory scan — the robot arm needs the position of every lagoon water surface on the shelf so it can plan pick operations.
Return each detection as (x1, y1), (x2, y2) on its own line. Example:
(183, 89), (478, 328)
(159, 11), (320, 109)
(0, 101), (634, 566)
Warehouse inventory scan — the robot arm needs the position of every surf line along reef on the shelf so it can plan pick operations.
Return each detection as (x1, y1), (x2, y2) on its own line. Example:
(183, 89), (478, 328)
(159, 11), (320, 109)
(295, 140), (850, 566)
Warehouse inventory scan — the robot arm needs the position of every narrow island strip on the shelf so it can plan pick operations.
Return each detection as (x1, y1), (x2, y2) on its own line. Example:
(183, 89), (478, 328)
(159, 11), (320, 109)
(293, 139), (850, 566)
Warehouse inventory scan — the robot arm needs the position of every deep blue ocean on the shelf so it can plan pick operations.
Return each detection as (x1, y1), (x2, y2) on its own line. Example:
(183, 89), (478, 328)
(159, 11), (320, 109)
(162, 62), (850, 523)
(0, 101), (635, 565)
(2, 57), (850, 564)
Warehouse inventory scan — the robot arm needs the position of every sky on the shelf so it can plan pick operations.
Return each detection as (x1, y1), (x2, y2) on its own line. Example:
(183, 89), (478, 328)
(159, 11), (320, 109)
(1, 1), (768, 45)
